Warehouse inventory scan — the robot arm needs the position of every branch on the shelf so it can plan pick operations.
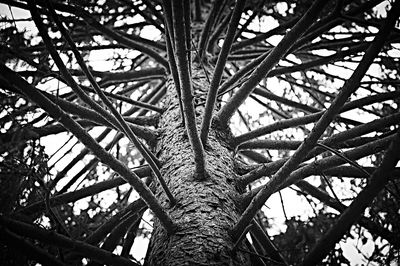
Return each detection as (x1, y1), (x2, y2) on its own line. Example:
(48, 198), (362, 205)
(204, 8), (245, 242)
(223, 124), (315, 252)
(0, 216), (139, 266)
(216, 0), (328, 127)
(301, 129), (400, 265)
(241, 134), (394, 206)
(233, 1), (266, 42)
(20, 166), (151, 215)
(56, 133), (122, 194)
(250, 220), (288, 265)
(49, 128), (112, 189)
(0, 64), (177, 234)
(231, 17), (299, 51)
(45, 1), (175, 205)
(207, 9), (232, 53)
(80, 85), (163, 113)
(197, 0), (224, 59)
(237, 112), (400, 187)
(98, 68), (166, 87)
(73, 7), (168, 68)
(200, 0), (245, 145)
(85, 199), (147, 245)
(232, 91), (400, 146)
(161, 0), (185, 126)
(231, 4), (398, 239)
(172, 0), (206, 180)
(296, 180), (400, 248)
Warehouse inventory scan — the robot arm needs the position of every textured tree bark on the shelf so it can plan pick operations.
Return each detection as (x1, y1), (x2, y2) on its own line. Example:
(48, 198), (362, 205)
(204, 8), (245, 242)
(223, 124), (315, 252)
(145, 66), (250, 265)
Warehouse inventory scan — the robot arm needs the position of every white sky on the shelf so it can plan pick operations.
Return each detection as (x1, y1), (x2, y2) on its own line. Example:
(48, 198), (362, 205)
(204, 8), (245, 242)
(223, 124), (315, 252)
(0, 1), (396, 264)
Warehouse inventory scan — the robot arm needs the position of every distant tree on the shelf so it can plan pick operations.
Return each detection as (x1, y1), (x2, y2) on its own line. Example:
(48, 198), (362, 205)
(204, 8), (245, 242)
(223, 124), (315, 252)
(1, 0), (399, 265)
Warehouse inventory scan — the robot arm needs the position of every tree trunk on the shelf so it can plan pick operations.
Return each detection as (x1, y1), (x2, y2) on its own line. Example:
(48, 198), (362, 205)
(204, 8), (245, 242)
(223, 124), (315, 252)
(145, 66), (250, 265)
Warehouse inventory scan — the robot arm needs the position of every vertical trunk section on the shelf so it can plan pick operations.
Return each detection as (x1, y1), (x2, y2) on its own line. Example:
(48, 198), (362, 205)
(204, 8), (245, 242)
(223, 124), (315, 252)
(145, 67), (250, 265)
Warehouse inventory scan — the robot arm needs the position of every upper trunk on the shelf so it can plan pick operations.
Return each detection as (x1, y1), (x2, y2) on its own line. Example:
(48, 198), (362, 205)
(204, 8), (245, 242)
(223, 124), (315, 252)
(144, 65), (250, 265)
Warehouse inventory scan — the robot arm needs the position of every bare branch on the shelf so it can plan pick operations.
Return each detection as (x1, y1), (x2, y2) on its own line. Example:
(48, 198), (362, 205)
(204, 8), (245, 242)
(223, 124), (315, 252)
(0, 64), (177, 234)
(0, 216), (140, 266)
(197, 0), (224, 59)
(231, 3), (398, 239)
(44, 1), (175, 205)
(171, 0), (206, 180)
(301, 129), (400, 265)
(200, 0), (245, 145)
(216, 0), (328, 127)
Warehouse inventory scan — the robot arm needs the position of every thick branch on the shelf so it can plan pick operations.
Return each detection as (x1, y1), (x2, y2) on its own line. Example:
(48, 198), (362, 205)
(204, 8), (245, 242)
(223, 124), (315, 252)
(200, 0), (245, 145)
(231, 4), (398, 239)
(0, 64), (177, 234)
(172, 0), (206, 180)
(216, 0), (328, 126)
(45, 2), (174, 204)
(301, 129), (400, 265)
(0, 216), (139, 266)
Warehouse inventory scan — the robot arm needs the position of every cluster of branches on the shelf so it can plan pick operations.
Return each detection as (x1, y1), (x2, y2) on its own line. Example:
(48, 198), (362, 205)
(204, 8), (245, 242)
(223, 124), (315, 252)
(1, 0), (400, 265)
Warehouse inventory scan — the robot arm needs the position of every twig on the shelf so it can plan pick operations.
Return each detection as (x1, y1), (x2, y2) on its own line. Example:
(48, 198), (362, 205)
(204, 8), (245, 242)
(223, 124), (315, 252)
(316, 143), (371, 177)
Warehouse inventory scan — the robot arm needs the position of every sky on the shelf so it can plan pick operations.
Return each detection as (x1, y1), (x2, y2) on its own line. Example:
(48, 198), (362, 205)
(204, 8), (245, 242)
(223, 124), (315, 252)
(0, 1), (396, 264)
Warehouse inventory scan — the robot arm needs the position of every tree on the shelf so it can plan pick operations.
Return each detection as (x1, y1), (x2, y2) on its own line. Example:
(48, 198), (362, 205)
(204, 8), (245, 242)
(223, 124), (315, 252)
(0, 0), (400, 265)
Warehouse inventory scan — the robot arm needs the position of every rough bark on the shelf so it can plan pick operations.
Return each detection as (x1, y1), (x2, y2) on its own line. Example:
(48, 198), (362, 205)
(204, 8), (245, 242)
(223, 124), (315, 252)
(145, 66), (250, 265)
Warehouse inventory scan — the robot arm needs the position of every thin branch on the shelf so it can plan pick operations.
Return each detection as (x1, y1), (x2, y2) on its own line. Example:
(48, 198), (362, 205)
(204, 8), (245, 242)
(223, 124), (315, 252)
(183, 0), (191, 73)
(296, 179), (400, 249)
(98, 68), (166, 87)
(162, 0), (185, 126)
(231, 17), (299, 51)
(171, 0), (206, 180)
(197, 0), (224, 59)
(200, 0), (245, 145)
(0, 64), (177, 234)
(57, 133), (122, 194)
(85, 199), (147, 245)
(237, 113), (400, 188)
(216, 0), (328, 127)
(231, 3), (398, 239)
(120, 216), (142, 257)
(233, 1), (265, 42)
(80, 85), (163, 113)
(207, 9), (232, 53)
(75, 8), (168, 68)
(49, 128), (112, 190)
(0, 228), (69, 266)
(20, 166), (151, 215)
(0, 216), (139, 266)
(194, 0), (201, 21)
(316, 143), (371, 177)
(232, 92), (400, 146)
(241, 134), (394, 206)
(45, 1), (174, 205)
(250, 220), (288, 265)
(301, 130), (400, 265)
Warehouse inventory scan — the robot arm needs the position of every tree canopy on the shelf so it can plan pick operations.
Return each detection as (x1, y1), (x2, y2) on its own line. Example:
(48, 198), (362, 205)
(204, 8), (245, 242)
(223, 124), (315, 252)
(0, 0), (400, 265)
